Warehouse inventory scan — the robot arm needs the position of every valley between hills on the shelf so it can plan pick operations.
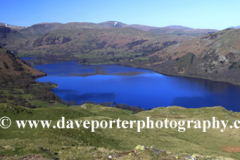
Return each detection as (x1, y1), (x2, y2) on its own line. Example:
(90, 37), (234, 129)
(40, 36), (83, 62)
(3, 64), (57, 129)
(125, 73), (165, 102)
(1, 21), (240, 85)
(1, 21), (240, 159)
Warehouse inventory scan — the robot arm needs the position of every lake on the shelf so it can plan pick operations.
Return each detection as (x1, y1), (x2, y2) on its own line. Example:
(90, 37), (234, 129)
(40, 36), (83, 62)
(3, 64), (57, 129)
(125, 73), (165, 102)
(32, 60), (240, 111)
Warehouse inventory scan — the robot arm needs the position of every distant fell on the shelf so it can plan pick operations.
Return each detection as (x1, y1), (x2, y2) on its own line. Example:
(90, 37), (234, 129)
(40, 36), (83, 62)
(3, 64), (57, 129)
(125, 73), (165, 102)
(149, 27), (218, 36)
(0, 22), (26, 30)
(229, 25), (240, 29)
(165, 25), (193, 30)
(19, 23), (63, 36)
(97, 21), (218, 35)
(98, 21), (127, 28)
(123, 24), (158, 31)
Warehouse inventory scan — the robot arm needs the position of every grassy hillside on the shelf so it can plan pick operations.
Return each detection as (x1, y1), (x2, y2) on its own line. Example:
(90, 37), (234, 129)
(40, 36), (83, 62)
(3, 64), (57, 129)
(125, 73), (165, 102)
(0, 47), (66, 109)
(0, 103), (240, 159)
(141, 28), (240, 86)
(0, 47), (239, 159)
(1, 31), (240, 159)
(0, 47), (46, 77)
(5, 26), (192, 61)
(0, 21), (218, 64)
(0, 22), (194, 59)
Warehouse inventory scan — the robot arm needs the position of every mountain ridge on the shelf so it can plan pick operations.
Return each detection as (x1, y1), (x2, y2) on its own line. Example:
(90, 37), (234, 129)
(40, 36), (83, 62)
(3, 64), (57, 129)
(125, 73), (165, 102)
(1, 21), (218, 32)
(229, 25), (240, 29)
(0, 21), (194, 60)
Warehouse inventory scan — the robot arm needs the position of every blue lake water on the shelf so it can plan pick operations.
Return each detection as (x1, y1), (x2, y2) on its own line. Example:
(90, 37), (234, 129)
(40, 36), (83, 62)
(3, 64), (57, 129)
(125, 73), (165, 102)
(21, 57), (36, 60)
(33, 60), (240, 111)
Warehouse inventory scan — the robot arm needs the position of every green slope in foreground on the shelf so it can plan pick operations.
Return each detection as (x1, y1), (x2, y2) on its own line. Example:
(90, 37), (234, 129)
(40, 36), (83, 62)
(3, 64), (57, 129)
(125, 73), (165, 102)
(0, 103), (240, 160)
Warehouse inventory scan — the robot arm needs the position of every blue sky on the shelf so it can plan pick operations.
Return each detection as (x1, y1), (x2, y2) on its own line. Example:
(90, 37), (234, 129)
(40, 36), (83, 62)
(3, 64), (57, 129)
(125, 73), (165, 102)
(1, 0), (239, 30)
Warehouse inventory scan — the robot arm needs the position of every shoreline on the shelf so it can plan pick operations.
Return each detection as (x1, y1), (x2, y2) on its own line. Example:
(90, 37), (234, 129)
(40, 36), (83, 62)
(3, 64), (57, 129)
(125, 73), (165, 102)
(82, 62), (240, 87)
(25, 56), (240, 87)
(116, 63), (240, 87)
(27, 58), (240, 112)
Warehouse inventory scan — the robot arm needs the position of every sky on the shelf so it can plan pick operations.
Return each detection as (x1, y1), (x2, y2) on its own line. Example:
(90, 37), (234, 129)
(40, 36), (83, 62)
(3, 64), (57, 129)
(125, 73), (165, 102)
(1, 0), (240, 30)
